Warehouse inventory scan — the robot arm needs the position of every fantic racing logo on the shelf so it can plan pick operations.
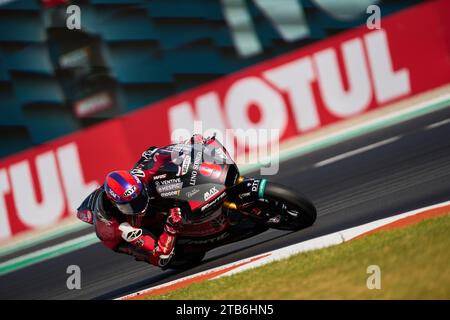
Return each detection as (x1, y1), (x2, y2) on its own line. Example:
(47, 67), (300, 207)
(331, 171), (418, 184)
(186, 188), (200, 198)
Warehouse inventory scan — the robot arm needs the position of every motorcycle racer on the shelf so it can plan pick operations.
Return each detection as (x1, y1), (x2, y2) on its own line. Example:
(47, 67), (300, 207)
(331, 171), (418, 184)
(77, 144), (190, 267)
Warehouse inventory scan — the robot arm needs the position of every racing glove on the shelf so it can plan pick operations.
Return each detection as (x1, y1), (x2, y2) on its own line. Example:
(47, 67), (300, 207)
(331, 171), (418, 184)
(164, 207), (183, 235)
(117, 222), (176, 266)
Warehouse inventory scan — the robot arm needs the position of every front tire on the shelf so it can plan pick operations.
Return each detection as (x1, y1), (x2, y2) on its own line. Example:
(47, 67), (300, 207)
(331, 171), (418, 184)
(256, 182), (317, 230)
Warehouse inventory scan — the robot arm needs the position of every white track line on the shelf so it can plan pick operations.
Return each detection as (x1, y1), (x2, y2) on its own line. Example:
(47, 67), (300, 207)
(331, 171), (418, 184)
(238, 92), (450, 174)
(116, 200), (450, 300)
(314, 136), (401, 168)
(424, 118), (450, 130)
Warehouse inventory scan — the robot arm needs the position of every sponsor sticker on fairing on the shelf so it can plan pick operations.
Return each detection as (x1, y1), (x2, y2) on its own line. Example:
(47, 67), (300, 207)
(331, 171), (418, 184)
(200, 166), (213, 176)
(199, 162), (222, 178)
(186, 187), (200, 198)
(204, 186), (219, 201)
(189, 151), (203, 186)
(238, 192), (251, 199)
(201, 192), (226, 212)
(160, 178), (182, 185)
(153, 174), (167, 180)
(160, 190), (181, 197)
(187, 232), (229, 245)
(251, 180), (260, 192)
(156, 182), (183, 193)
(190, 170), (197, 186)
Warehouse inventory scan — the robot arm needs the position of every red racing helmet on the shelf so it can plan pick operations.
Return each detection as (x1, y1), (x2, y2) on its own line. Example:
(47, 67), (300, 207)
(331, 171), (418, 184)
(104, 170), (149, 215)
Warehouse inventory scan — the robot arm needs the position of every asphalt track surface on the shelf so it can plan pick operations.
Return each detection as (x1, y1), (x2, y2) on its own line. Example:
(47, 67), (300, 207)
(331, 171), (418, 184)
(1, 107), (450, 300)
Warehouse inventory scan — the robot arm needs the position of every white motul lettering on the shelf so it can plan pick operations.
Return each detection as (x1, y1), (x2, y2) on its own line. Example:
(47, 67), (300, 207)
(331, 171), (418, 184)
(264, 57), (319, 131)
(56, 143), (98, 214)
(0, 170), (11, 239)
(10, 152), (65, 228)
(225, 77), (287, 147)
(315, 38), (372, 117)
(195, 93), (235, 157)
(364, 30), (410, 103)
(169, 102), (196, 143)
(195, 92), (228, 139)
(169, 93), (226, 143)
(232, 128), (259, 161)
(168, 96), (235, 159)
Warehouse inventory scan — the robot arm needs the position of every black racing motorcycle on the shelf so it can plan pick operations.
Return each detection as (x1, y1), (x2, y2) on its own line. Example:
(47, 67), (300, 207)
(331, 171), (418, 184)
(145, 135), (317, 269)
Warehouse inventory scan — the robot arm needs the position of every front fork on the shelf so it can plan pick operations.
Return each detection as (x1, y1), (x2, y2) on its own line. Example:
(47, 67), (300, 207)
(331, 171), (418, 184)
(223, 176), (268, 217)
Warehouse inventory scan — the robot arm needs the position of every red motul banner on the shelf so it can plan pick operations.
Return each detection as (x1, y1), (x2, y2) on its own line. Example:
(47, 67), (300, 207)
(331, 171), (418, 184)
(0, 0), (449, 240)
(122, 0), (450, 156)
(0, 121), (135, 238)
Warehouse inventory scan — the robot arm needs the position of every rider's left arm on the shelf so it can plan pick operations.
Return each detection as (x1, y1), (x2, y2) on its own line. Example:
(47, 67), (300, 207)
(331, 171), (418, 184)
(117, 207), (182, 266)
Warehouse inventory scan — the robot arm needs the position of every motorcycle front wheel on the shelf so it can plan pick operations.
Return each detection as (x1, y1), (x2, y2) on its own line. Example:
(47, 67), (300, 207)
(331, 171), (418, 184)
(243, 182), (317, 231)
